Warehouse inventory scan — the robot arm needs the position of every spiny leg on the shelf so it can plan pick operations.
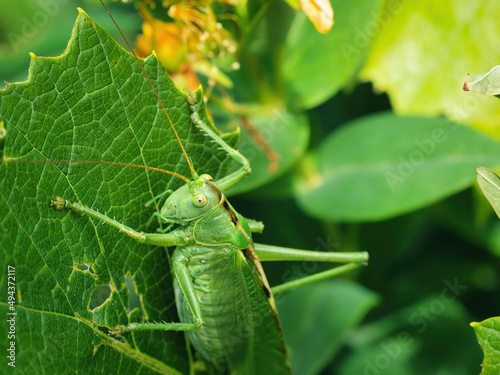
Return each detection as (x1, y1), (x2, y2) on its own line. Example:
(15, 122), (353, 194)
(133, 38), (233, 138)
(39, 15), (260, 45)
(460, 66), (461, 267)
(253, 242), (369, 295)
(112, 250), (205, 333)
(186, 89), (251, 191)
(51, 197), (188, 247)
(52, 197), (205, 333)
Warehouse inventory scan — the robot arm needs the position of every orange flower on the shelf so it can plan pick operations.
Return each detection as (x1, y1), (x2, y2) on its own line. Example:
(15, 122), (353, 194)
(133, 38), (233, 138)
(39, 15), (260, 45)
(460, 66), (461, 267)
(136, 19), (187, 72)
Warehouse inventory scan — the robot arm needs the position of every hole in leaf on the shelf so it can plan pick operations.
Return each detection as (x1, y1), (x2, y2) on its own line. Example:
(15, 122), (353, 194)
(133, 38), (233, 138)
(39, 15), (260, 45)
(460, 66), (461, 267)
(89, 285), (111, 309)
(125, 274), (141, 313)
(95, 325), (111, 336)
(74, 262), (95, 277)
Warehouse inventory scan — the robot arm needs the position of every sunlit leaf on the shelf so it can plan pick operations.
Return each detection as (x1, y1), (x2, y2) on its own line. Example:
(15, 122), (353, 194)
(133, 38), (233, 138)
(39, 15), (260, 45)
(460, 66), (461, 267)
(471, 317), (500, 375)
(361, 0), (500, 136)
(464, 66), (500, 96)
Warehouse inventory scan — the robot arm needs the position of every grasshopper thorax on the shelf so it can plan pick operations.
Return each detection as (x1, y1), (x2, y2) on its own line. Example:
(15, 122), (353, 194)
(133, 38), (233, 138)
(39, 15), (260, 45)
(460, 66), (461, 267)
(160, 174), (221, 221)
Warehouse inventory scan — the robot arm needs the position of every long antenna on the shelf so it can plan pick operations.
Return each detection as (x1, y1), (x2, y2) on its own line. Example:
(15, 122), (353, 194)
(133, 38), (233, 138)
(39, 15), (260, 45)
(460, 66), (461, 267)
(99, 0), (196, 179)
(4, 158), (190, 183)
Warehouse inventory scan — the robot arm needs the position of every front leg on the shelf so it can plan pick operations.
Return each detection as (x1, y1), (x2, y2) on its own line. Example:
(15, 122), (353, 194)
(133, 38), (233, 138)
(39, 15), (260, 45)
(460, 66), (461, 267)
(52, 197), (205, 333)
(187, 89), (251, 191)
(51, 197), (189, 247)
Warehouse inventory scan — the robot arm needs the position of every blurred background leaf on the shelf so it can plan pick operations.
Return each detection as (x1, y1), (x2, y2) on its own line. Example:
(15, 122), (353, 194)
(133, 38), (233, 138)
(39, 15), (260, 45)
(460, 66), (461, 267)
(282, 0), (383, 110)
(360, 0), (500, 136)
(294, 114), (500, 221)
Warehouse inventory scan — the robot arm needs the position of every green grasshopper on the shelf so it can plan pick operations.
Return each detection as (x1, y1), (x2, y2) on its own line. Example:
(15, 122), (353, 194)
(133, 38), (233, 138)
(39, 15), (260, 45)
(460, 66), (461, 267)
(50, 83), (369, 372)
(5, 3), (369, 374)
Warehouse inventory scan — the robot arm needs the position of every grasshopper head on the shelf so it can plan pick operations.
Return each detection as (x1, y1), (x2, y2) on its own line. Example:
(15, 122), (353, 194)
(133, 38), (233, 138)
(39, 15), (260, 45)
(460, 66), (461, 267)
(160, 174), (221, 221)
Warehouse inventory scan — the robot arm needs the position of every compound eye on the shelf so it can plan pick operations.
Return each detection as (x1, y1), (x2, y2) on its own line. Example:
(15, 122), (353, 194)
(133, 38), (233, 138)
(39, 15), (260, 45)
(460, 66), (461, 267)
(192, 194), (208, 208)
(199, 174), (213, 182)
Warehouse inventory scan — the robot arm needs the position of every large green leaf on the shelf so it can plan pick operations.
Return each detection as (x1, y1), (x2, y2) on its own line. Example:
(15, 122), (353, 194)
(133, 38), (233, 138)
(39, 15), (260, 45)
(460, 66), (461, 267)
(0, 9), (237, 374)
(471, 317), (500, 375)
(294, 113), (500, 221)
(361, 0), (500, 136)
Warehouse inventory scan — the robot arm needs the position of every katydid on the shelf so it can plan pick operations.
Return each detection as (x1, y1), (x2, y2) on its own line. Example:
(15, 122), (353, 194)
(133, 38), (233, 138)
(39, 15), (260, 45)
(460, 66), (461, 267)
(6, 3), (369, 374)
(48, 83), (369, 372)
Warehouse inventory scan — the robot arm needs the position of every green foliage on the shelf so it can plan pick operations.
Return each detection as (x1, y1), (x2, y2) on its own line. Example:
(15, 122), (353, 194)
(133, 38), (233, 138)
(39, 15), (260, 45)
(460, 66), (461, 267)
(475, 170), (500, 373)
(1, 0), (500, 374)
(0, 10), (234, 374)
(340, 295), (480, 375)
(282, 0), (383, 110)
(220, 108), (310, 195)
(471, 317), (500, 374)
(294, 114), (500, 221)
(361, 0), (500, 135)
(278, 279), (379, 375)
(477, 167), (500, 218)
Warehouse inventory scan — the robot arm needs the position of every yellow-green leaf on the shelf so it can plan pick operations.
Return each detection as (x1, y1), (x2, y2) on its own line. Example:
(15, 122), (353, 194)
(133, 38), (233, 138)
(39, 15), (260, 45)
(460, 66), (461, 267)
(471, 317), (500, 375)
(361, 0), (500, 137)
